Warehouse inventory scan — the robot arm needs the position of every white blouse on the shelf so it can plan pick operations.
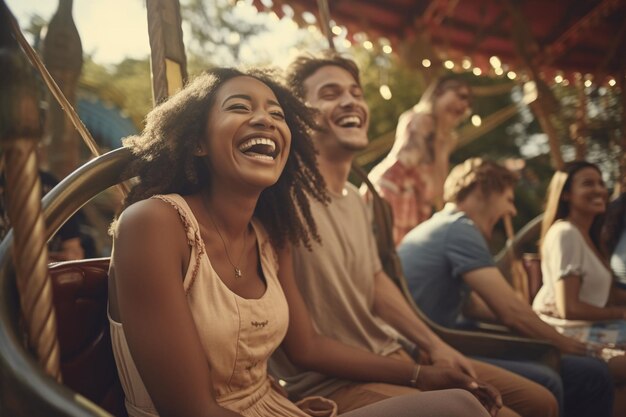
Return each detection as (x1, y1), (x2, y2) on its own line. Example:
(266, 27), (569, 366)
(533, 220), (613, 318)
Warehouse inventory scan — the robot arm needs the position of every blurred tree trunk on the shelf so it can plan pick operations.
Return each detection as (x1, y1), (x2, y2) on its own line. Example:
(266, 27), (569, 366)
(42, 0), (82, 179)
(615, 63), (626, 192)
(570, 80), (588, 161)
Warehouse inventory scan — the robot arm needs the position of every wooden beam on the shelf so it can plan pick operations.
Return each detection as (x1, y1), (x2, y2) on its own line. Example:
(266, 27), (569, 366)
(617, 55), (626, 192)
(316, 0), (335, 49)
(467, 8), (507, 56)
(146, 0), (187, 105)
(594, 15), (626, 79)
(541, 0), (624, 66)
(505, 0), (564, 169)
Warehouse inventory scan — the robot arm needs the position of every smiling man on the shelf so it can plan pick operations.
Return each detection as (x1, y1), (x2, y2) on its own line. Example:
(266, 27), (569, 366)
(270, 52), (558, 417)
(397, 158), (614, 417)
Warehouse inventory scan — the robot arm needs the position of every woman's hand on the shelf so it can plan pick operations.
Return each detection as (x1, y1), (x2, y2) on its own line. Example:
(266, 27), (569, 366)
(416, 365), (502, 417)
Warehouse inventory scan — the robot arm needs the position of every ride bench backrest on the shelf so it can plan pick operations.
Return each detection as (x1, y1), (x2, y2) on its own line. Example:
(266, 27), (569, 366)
(49, 257), (127, 417)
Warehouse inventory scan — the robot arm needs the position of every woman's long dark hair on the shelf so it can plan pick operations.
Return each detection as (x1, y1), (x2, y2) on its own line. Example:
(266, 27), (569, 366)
(602, 192), (626, 256)
(541, 161), (606, 255)
(121, 67), (328, 249)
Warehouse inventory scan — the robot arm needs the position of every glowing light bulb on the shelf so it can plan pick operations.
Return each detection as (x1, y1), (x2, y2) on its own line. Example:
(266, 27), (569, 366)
(379, 85), (392, 100)
(422, 59), (431, 68)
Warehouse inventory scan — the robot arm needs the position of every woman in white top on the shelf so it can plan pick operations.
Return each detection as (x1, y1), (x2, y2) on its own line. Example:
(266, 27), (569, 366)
(533, 161), (626, 380)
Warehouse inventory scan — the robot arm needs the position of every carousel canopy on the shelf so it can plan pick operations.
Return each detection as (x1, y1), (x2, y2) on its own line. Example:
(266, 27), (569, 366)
(253, 0), (626, 84)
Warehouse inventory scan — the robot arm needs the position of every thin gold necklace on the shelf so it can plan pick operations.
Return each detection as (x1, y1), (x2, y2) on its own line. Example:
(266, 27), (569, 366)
(205, 205), (248, 279)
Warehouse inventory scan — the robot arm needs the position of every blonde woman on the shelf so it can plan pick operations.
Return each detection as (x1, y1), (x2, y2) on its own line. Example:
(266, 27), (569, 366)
(366, 75), (471, 245)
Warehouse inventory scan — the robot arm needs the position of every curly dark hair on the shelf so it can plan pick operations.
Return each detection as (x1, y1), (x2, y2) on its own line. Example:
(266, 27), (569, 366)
(540, 161), (605, 255)
(121, 67), (328, 249)
(286, 51), (361, 101)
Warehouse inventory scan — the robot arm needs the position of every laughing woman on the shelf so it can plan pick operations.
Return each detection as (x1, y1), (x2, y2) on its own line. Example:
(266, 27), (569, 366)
(108, 68), (495, 417)
(533, 161), (626, 381)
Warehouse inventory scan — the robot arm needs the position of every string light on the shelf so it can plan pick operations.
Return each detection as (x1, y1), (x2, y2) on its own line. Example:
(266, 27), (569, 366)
(331, 25), (342, 35)
(382, 45), (393, 54)
(363, 40), (373, 50)
(227, 32), (241, 45)
(422, 59), (431, 68)
(471, 115), (482, 127)
(584, 79), (592, 87)
(472, 67), (482, 76)
(507, 71), (517, 80)
(489, 56), (501, 69)
(554, 75), (563, 83)
(462, 58), (471, 70)
(281, 4), (294, 18)
(302, 11), (317, 24)
(379, 84), (392, 100)
(444, 60), (454, 69)
(494, 67), (504, 76)
(268, 11), (279, 22)
(608, 78), (616, 87)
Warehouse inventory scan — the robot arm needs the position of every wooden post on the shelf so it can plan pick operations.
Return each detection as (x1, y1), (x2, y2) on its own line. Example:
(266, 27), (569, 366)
(42, 0), (83, 179)
(505, 0), (564, 170)
(0, 3), (61, 381)
(316, 0), (335, 50)
(146, 0), (188, 105)
(570, 79), (588, 161)
(617, 61), (626, 192)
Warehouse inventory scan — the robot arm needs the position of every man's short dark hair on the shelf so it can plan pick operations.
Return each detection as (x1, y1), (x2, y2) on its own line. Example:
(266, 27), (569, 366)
(286, 51), (361, 100)
(444, 158), (518, 203)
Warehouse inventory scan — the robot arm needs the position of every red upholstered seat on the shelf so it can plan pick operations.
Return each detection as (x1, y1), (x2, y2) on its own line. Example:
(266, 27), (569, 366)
(49, 258), (127, 417)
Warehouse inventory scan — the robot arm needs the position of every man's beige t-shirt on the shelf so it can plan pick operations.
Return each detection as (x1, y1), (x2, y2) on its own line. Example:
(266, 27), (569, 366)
(270, 183), (401, 399)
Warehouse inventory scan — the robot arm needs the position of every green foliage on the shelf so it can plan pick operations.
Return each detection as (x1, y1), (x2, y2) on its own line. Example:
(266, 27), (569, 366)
(182, 0), (267, 68)
(80, 56), (152, 128)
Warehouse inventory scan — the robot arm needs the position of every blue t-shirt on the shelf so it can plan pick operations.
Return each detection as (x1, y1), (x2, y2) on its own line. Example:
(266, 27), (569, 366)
(397, 206), (495, 327)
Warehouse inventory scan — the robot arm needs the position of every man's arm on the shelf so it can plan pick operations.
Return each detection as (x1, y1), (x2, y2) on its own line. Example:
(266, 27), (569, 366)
(463, 266), (588, 355)
(463, 291), (498, 322)
(372, 269), (477, 377)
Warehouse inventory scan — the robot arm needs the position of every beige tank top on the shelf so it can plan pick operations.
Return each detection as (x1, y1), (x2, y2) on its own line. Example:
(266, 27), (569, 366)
(109, 194), (308, 416)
